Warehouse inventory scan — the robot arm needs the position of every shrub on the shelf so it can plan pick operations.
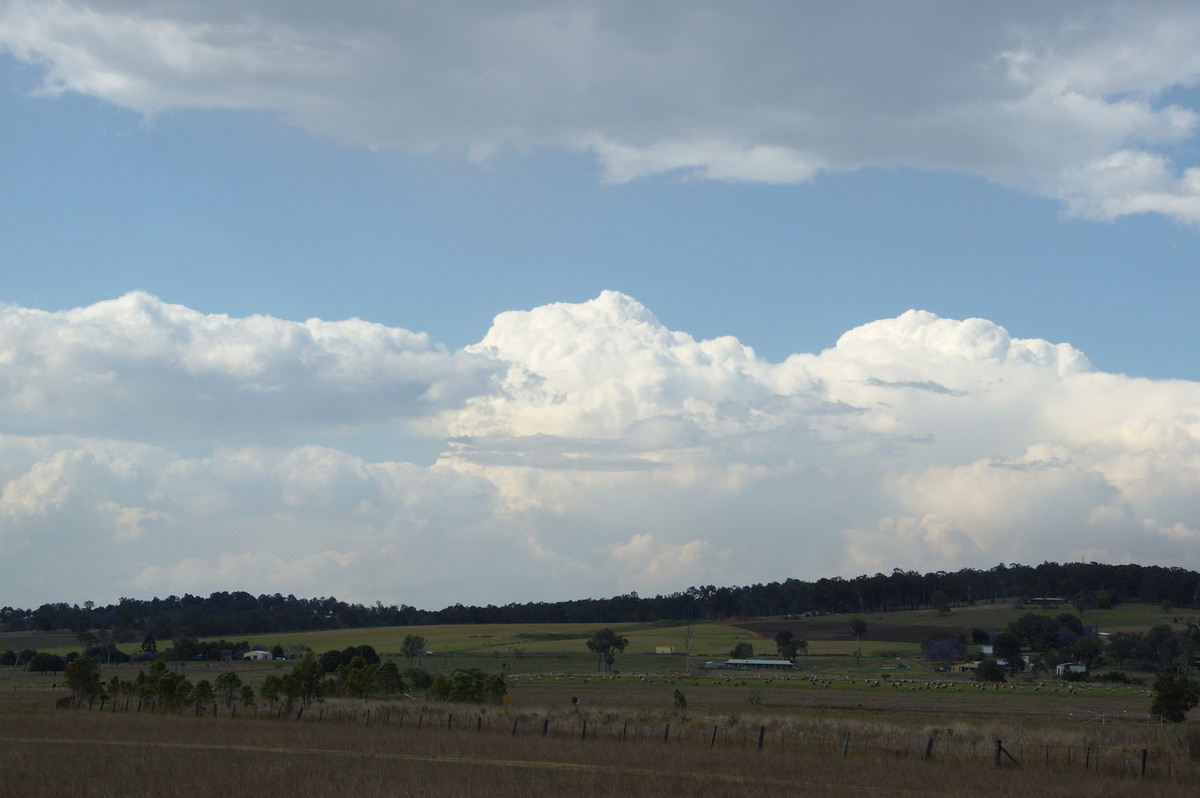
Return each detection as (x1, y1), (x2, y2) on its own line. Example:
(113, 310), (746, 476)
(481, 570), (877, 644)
(405, 667), (433, 690)
(428, 668), (508, 703)
(974, 659), (1006, 683)
(27, 652), (66, 673)
(1151, 672), (1200, 724)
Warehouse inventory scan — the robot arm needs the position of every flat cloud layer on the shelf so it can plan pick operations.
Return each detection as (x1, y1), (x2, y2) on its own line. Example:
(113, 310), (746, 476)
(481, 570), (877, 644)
(3, 1), (1200, 222)
(2, 292), (1198, 607)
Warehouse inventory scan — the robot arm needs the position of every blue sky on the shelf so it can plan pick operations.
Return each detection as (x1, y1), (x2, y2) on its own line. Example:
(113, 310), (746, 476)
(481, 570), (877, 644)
(2, 2), (1200, 609)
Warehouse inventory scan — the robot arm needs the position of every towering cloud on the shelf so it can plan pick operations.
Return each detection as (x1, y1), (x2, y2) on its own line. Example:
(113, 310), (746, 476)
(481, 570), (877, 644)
(1, 292), (1196, 607)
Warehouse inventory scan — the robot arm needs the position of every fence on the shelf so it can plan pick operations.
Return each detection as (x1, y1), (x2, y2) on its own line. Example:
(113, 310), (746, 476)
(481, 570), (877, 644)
(57, 695), (1200, 781)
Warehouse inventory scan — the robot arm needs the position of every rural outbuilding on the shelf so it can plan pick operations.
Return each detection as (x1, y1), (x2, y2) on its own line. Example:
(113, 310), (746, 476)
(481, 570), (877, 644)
(704, 658), (796, 670)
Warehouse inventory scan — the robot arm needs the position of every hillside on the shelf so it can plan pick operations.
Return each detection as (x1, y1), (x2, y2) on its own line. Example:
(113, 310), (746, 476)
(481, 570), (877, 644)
(3, 561), (1197, 642)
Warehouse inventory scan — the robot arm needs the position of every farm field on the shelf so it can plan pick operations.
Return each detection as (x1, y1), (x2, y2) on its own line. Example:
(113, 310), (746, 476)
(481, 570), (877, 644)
(0, 653), (1164, 722)
(2, 678), (1197, 798)
(5, 601), (1186, 665)
(4, 600), (1198, 795)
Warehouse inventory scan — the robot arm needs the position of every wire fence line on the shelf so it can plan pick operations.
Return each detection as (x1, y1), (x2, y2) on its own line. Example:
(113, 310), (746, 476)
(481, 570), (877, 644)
(57, 695), (1200, 781)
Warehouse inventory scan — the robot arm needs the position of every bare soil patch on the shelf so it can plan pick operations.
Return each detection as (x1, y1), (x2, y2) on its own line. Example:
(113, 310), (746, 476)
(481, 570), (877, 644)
(733, 619), (947, 644)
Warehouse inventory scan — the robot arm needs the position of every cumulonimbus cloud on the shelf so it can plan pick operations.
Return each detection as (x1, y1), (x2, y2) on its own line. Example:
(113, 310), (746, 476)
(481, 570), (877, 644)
(3, 1), (1200, 222)
(1, 291), (1198, 607)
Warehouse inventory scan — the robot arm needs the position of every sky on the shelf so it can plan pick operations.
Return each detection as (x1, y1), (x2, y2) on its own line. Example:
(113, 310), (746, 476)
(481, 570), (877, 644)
(2, 1), (1200, 610)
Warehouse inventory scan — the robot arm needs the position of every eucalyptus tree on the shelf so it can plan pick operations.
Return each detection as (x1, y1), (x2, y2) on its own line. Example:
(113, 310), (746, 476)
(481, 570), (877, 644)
(586, 628), (628, 672)
(849, 618), (867, 665)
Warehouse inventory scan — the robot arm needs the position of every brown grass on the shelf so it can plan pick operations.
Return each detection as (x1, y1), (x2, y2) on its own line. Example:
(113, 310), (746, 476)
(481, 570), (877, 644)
(3, 633), (1197, 798)
(3, 686), (1198, 798)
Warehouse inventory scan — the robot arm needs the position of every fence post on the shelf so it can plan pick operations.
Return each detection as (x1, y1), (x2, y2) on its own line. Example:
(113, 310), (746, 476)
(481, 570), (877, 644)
(758, 727), (766, 751)
(512, 717), (519, 736)
(542, 718), (549, 736)
(581, 719), (587, 740)
(843, 732), (851, 759)
(924, 737), (934, 761)
(622, 721), (627, 741)
(664, 724), (670, 743)
(994, 740), (1002, 768)
(710, 726), (718, 749)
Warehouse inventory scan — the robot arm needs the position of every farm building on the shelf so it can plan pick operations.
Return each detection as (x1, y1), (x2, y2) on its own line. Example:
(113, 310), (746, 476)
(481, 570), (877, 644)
(242, 650), (273, 661)
(704, 658), (796, 670)
(1025, 597), (1065, 607)
(1056, 662), (1088, 677)
(655, 646), (676, 654)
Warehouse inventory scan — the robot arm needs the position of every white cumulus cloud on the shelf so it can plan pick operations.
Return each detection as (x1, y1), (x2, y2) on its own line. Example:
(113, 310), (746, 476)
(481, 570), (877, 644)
(0, 291), (496, 447)
(1, 291), (1199, 607)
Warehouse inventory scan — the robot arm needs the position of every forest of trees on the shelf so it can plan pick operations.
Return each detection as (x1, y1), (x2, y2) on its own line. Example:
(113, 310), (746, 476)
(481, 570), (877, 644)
(2, 561), (1197, 639)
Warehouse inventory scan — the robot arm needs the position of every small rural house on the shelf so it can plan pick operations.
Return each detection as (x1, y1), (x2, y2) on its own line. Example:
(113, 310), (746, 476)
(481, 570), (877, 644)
(243, 650), (273, 661)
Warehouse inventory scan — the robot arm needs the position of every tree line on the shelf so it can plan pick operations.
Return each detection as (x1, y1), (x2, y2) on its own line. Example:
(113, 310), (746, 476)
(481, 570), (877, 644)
(3, 561), (1197, 638)
(60, 647), (506, 712)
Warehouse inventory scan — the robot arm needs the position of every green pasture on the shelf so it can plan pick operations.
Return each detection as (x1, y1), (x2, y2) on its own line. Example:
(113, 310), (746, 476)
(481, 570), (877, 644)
(0, 630), (84, 654)
(2, 600), (1186, 670)
(245, 622), (920, 667)
(243, 620), (751, 661)
(1, 620), (812, 666)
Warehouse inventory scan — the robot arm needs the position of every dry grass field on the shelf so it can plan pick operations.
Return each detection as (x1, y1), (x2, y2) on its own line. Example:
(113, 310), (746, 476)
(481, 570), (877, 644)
(4, 662), (1199, 798)
(4, 602), (1198, 796)
(3, 692), (1198, 798)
